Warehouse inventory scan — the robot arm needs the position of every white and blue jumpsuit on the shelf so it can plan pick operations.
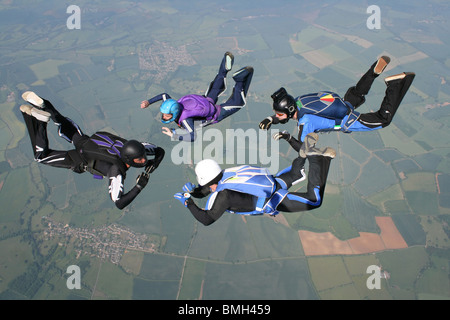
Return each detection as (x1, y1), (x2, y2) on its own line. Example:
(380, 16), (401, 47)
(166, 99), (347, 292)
(185, 157), (332, 226)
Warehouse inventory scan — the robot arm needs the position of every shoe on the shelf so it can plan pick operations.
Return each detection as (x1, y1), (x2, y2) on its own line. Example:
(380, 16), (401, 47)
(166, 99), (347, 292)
(232, 66), (254, 82)
(307, 147), (336, 159)
(22, 91), (44, 108)
(224, 52), (234, 71)
(20, 104), (50, 122)
(385, 72), (415, 85)
(299, 132), (319, 158)
(374, 56), (390, 75)
(20, 104), (33, 115)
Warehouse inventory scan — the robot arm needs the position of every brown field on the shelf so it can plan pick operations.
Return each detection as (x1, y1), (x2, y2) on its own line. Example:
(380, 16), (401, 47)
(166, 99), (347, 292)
(301, 50), (334, 69)
(299, 216), (408, 256)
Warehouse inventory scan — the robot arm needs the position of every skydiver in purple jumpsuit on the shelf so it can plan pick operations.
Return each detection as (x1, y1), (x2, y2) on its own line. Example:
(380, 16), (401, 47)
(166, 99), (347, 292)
(141, 52), (253, 142)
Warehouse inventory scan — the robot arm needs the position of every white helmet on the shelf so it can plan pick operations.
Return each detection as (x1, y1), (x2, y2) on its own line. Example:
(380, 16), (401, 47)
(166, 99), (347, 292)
(195, 159), (222, 186)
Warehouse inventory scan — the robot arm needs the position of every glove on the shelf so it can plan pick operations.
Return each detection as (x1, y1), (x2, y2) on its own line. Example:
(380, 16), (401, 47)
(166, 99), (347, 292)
(174, 192), (190, 207)
(136, 172), (149, 190)
(182, 182), (196, 193)
(145, 160), (156, 174)
(272, 130), (291, 141)
(259, 117), (274, 130)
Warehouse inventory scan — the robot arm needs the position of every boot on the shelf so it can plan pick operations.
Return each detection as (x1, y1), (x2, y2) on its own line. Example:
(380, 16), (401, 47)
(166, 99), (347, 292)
(20, 104), (50, 123)
(299, 132), (319, 158)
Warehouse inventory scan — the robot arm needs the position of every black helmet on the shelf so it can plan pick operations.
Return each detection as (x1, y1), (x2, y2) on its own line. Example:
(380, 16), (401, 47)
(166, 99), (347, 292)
(121, 140), (147, 168)
(272, 87), (297, 122)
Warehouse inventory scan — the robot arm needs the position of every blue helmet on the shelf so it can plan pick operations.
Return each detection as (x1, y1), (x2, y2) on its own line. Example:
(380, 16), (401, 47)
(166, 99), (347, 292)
(160, 99), (181, 124)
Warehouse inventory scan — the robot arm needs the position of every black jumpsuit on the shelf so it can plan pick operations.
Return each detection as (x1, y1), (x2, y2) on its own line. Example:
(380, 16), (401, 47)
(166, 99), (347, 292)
(21, 98), (164, 209)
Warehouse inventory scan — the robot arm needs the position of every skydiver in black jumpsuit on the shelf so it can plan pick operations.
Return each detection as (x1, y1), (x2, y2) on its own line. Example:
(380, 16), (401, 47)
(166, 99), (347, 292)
(20, 91), (165, 210)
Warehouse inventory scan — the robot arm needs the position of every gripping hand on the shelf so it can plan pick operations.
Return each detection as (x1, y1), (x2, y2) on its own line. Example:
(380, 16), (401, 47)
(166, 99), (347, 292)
(272, 130), (291, 141)
(182, 182), (196, 193)
(145, 160), (156, 174)
(174, 192), (191, 207)
(259, 117), (274, 130)
(136, 172), (149, 190)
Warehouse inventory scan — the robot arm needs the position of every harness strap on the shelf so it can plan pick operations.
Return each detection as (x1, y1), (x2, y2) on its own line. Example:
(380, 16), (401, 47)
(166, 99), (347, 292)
(341, 110), (361, 133)
(261, 189), (289, 216)
(341, 101), (361, 133)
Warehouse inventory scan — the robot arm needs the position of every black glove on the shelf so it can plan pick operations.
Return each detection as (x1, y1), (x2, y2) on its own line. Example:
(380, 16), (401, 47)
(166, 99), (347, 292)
(71, 162), (86, 174)
(145, 160), (156, 174)
(136, 172), (149, 190)
(272, 130), (291, 141)
(259, 116), (279, 130)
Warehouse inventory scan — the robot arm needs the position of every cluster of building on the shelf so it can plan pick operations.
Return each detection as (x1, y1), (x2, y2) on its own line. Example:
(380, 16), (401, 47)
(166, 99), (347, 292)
(138, 40), (196, 82)
(42, 217), (158, 264)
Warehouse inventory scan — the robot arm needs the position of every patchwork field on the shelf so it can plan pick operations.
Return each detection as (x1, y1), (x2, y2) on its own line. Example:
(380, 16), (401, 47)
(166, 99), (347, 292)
(0, 0), (449, 301)
(299, 217), (408, 256)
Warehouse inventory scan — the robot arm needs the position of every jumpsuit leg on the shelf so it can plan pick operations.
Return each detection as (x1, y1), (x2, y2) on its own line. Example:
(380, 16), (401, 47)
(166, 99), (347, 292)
(344, 56), (390, 109)
(40, 98), (84, 144)
(275, 132), (321, 188)
(277, 155), (333, 212)
(21, 111), (75, 169)
(21, 94), (87, 170)
(217, 66), (254, 121)
(275, 157), (306, 189)
(357, 72), (415, 128)
(205, 52), (234, 103)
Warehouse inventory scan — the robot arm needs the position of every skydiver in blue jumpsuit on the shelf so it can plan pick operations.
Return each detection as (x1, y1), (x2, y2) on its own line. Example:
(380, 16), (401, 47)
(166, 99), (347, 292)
(173, 133), (335, 226)
(259, 56), (415, 184)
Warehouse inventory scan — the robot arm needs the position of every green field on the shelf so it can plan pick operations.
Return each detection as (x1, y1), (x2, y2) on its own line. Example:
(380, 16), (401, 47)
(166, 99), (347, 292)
(0, 0), (449, 301)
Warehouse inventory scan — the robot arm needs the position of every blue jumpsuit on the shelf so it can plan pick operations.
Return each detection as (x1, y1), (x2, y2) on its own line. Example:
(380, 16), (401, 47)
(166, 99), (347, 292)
(295, 91), (380, 142)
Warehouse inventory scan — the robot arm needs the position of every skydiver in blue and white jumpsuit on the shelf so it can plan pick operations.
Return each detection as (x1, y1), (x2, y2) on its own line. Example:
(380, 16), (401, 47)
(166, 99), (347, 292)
(173, 135), (335, 226)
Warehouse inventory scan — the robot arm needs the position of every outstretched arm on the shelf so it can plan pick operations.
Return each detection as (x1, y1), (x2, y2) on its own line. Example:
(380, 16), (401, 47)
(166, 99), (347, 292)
(185, 191), (230, 226)
(173, 188), (226, 226)
(141, 93), (172, 109)
(259, 115), (280, 130)
(190, 184), (211, 198)
(163, 118), (201, 142)
(175, 189), (256, 226)
(142, 143), (165, 172)
(108, 166), (148, 210)
(273, 129), (303, 152)
(287, 135), (302, 152)
(185, 199), (223, 226)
